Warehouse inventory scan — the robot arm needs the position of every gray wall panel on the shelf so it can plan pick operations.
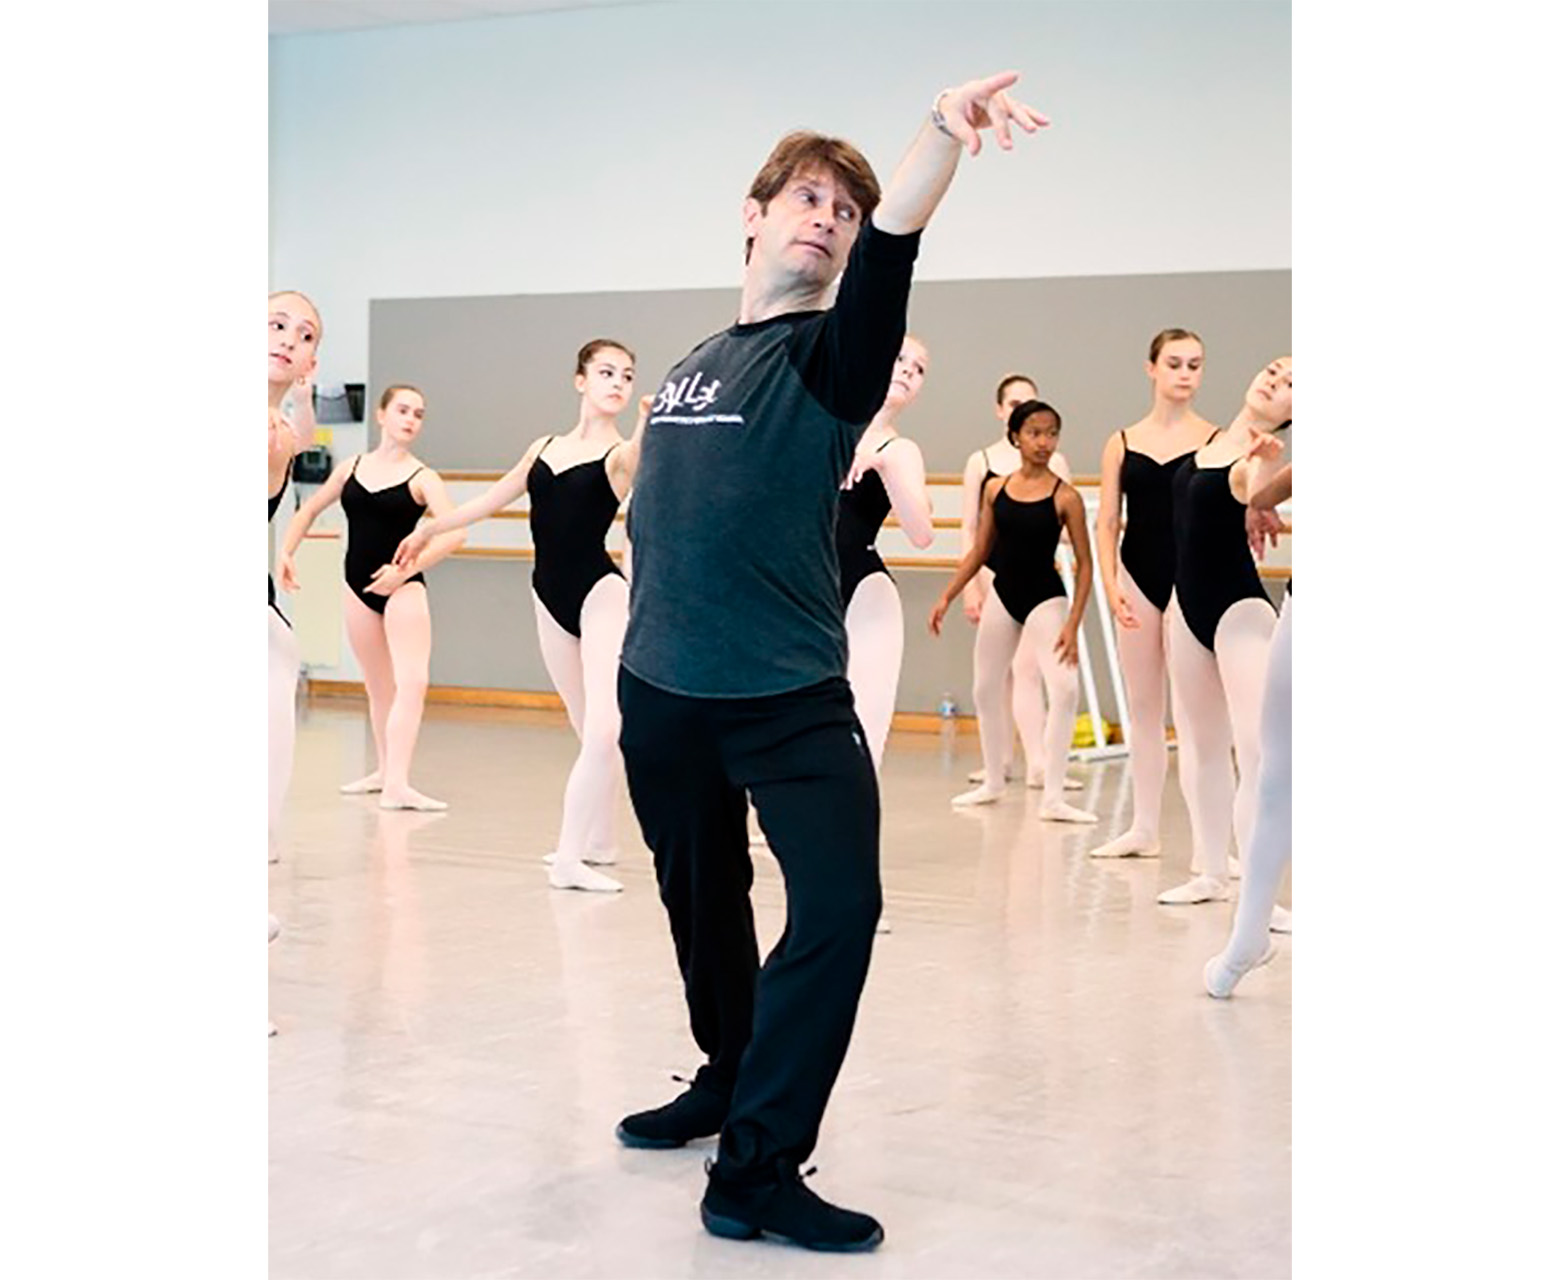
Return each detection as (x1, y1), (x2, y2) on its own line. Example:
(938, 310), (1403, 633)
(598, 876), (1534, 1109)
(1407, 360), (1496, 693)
(370, 290), (741, 470)
(372, 270), (1290, 475)
(375, 270), (1290, 718)
(901, 271), (1293, 472)
(424, 557), (542, 690)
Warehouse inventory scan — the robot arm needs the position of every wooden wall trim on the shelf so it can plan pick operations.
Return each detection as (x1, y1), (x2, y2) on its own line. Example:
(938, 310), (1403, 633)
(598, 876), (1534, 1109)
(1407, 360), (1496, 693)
(307, 678), (981, 732)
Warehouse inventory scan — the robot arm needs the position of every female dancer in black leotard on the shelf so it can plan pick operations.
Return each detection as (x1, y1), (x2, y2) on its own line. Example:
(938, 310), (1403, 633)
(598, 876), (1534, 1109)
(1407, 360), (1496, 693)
(396, 340), (648, 893)
(278, 385), (466, 812)
(1206, 457), (1293, 995)
(931, 401), (1096, 823)
(1091, 329), (1220, 860)
(268, 290), (319, 1034)
(1157, 357), (1291, 906)
(957, 374), (1076, 790)
(838, 335), (934, 769)
(268, 290), (319, 866)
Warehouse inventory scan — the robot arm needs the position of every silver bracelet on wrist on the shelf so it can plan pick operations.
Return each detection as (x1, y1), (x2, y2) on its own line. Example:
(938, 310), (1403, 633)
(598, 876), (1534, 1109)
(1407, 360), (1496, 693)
(930, 89), (958, 140)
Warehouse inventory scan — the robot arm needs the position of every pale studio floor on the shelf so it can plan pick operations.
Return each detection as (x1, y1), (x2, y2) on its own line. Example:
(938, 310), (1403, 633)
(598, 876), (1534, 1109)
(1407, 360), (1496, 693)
(269, 698), (1291, 1280)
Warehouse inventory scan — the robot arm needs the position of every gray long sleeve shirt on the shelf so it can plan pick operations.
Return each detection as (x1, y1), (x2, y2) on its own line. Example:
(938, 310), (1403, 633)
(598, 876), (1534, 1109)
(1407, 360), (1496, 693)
(622, 220), (922, 698)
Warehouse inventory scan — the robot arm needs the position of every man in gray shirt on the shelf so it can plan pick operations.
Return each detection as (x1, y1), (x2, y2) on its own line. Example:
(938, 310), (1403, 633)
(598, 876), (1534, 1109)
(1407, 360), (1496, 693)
(617, 72), (1048, 1253)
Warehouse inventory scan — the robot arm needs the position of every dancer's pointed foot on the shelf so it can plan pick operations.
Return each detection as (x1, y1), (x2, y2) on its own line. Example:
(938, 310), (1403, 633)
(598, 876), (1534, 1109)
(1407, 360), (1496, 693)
(378, 786), (448, 812)
(1037, 799), (1097, 823)
(875, 917), (893, 935)
(268, 914), (281, 944)
(1089, 829), (1160, 858)
(1157, 875), (1232, 905)
(549, 858), (623, 893)
(1204, 941), (1277, 998)
(1268, 904), (1292, 934)
(340, 771), (384, 795)
(543, 848), (618, 867)
(952, 784), (1004, 807)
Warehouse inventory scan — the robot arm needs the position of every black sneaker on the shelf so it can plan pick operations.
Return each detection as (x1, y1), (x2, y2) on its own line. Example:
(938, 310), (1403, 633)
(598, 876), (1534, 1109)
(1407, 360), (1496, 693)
(615, 1077), (729, 1149)
(700, 1159), (884, 1252)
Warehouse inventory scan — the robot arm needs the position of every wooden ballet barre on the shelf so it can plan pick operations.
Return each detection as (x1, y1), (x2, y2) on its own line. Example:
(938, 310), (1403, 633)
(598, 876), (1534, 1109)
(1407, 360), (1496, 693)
(884, 515), (963, 530)
(445, 550), (1290, 576)
(442, 469), (1100, 487)
(882, 555), (960, 570)
(875, 556), (1290, 576)
(420, 509), (630, 523)
(451, 547), (627, 564)
(925, 473), (1102, 487)
(442, 511), (1289, 534)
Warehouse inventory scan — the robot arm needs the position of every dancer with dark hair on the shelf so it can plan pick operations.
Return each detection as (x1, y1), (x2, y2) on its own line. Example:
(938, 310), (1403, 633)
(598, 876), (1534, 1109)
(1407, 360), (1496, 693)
(931, 400), (1095, 823)
(957, 372), (1077, 790)
(396, 341), (648, 891)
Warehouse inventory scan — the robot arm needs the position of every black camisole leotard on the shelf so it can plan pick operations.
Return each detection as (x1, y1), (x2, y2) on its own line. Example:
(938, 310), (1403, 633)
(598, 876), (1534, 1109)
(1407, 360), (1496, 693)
(1170, 457), (1275, 651)
(985, 476), (1069, 624)
(269, 456), (292, 626)
(1118, 429), (1218, 614)
(975, 448), (1002, 572)
(977, 449), (1002, 533)
(836, 437), (898, 609)
(341, 456), (428, 615)
(979, 448), (1000, 495)
(527, 437), (625, 639)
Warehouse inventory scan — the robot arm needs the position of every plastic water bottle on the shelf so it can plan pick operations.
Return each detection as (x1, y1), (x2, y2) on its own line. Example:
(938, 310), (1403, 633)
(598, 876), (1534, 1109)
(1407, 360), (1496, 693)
(937, 692), (957, 720)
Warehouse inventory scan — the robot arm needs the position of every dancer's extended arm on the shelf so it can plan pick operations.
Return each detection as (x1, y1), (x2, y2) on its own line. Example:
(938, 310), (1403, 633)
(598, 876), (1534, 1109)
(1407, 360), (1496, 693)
(609, 395), (655, 498)
(1094, 432), (1137, 629)
(276, 457), (353, 591)
(874, 72), (1048, 234)
(958, 451), (992, 623)
(845, 439), (934, 548)
(367, 471), (467, 594)
(284, 373), (316, 455)
(393, 436), (547, 568)
(1053, 485), (1093, 666)
(929, 484), (1000, 635)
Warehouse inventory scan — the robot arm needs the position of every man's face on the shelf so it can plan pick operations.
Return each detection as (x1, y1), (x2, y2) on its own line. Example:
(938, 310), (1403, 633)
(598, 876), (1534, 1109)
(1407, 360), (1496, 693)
(743, 168), (864, 290)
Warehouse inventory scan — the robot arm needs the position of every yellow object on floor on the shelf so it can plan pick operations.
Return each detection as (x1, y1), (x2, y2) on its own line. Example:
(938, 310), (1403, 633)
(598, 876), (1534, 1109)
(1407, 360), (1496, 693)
(1073, 716), (1122, 748)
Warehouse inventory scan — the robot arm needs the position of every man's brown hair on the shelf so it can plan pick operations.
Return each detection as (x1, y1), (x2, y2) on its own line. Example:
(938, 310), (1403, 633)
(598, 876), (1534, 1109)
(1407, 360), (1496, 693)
(744, 131), (881, 263)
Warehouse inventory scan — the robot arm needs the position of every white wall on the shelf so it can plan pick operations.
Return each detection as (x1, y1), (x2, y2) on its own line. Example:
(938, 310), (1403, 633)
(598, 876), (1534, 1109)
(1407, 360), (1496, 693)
(269, 0), (1291, 387)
